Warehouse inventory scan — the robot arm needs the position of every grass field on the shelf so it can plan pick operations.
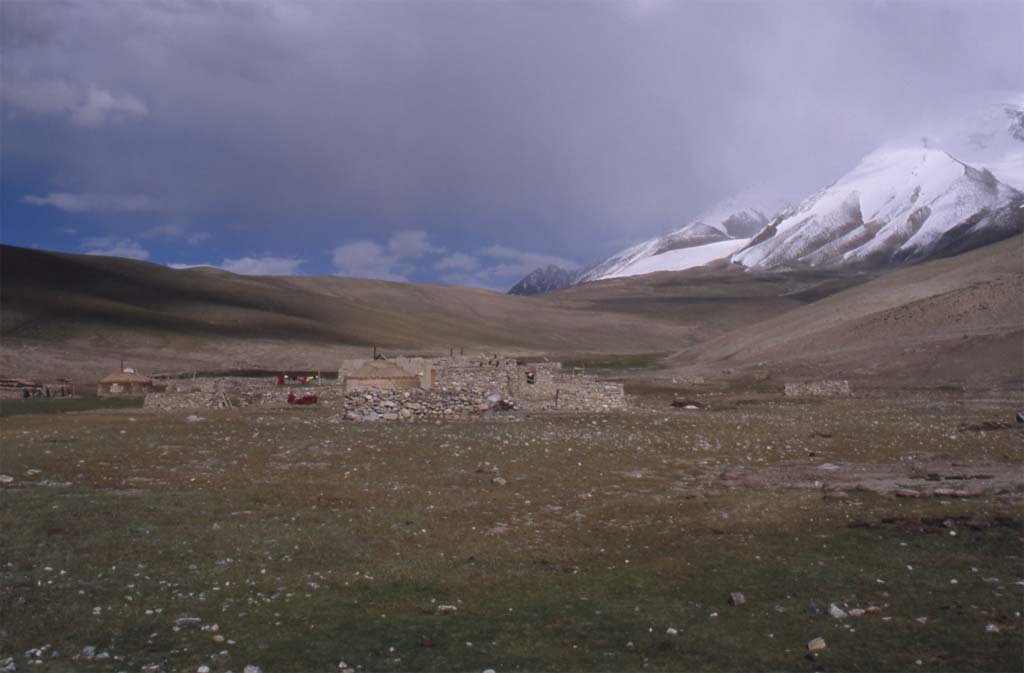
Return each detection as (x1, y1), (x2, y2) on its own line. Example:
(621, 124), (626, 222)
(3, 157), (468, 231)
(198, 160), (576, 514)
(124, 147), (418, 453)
(0, 396), (144, 418)
(1, 393), (1021, 672)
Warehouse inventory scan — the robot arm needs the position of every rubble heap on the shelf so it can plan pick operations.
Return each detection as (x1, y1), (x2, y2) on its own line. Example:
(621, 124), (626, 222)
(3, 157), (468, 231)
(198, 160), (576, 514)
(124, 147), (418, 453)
(145, 376), (335, 412)
(784, 380), (852, 397)
(335, 388), (505, 422)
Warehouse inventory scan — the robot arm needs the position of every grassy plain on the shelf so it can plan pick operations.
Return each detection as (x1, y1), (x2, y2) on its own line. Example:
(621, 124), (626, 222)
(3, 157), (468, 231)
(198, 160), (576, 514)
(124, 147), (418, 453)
(1, 391), (1021, 672)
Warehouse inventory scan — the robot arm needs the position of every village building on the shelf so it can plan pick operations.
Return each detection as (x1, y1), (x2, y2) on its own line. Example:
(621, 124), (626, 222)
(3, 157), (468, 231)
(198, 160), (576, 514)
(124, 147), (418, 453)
(145, 353), (625, 415)
(0, 378), (43, 400)
(97, 370), (154, 398)
(1, 377), (77, 400)
(343, 360), (421, 393)
(337, 354), (626, 412)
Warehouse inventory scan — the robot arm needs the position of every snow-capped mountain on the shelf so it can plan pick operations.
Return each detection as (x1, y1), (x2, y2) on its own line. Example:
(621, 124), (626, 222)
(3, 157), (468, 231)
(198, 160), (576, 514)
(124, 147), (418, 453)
(508, 97), (1024, 289)
(732, 146), (1024, 270)
(574, 190), (785, 283)
(507, 264), (577, 295)
(922, 93), (1024, 191)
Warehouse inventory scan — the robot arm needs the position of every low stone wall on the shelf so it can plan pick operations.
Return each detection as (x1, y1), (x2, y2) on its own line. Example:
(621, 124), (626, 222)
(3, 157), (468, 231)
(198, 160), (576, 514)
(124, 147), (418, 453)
(784, 380), (852, 397)
(146, 376), (341, 411)
(433, 362), (516, 394)
(338, 388), (494, 421)
(433, 361), (567, 398)
(345, 377), (420, 393)
(509, 363), (562, 402)
(548, 380), (627, 412)
(1, 380), (77, 400)
(146, 362), (628, 415)
(144, 391), (237, 411)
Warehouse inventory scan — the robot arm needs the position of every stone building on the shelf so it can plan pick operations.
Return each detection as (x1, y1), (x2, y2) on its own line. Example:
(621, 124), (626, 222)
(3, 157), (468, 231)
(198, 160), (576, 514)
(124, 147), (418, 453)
(337, 354), (626, 412)
(343, 360), (421, 393)
(0, 378), (42, 400)
(146, 355), (624, 415)
(1, 378), (76, 400)
(97, 370), (154, 398)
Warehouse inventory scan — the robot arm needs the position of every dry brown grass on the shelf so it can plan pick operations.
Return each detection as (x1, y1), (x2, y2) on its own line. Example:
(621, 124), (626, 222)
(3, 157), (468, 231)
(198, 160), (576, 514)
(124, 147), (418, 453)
(1, 391), (1021, 671)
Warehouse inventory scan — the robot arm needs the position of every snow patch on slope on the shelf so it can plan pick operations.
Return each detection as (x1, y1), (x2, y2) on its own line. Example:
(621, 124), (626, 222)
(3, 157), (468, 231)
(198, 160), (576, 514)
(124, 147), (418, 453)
(733, 146), (1023, 270)
(575, 189), (783, 283)
(603, 238), (751, 279)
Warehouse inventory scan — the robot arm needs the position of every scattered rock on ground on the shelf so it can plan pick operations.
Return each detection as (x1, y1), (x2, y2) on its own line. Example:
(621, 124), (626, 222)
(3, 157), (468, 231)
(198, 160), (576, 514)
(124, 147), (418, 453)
(807, 637), (827, 652)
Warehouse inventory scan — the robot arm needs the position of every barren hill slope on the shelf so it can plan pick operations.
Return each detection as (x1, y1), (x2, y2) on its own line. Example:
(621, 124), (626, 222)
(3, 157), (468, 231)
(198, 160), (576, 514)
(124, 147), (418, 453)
(0, 244), (871, 381)
(0, 245), (665, 379)
(674, 235), (1024, 387)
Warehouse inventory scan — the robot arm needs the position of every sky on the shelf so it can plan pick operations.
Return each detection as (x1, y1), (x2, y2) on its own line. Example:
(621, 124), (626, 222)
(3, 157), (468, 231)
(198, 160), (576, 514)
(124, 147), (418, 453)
(2, 0), (1022, 289)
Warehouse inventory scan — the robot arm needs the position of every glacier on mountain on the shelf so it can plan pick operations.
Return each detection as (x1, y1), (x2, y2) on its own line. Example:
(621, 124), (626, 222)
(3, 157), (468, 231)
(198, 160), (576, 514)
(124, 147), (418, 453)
(574, 193), (780, 283)
(732, 146), (1023, 270)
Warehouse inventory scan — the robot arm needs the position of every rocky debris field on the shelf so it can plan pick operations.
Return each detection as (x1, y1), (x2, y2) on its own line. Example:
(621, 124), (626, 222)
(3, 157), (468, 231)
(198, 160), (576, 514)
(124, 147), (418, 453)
(146, 384), (514, 420)
(0, 390), (1021, 672)
(333, 388), (509, 422)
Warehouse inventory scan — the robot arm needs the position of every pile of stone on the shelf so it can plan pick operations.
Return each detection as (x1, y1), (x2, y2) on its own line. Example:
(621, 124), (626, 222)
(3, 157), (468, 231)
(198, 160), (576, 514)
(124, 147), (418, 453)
(783, 380), (851, 397)
(144, 389), (272, 412)
(145, 376), (342, 412)
(335, 387), (508, 422)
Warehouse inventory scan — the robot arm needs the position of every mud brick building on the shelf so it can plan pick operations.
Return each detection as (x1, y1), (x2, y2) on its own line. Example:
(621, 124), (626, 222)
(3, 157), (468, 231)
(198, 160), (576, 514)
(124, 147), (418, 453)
(97, 370), (154, 398)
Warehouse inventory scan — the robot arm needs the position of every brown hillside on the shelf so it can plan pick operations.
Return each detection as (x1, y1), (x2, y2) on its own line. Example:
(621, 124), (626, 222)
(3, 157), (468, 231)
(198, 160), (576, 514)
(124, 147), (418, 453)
(1, 245), (859, 381)
(672, 235), (1024, 388)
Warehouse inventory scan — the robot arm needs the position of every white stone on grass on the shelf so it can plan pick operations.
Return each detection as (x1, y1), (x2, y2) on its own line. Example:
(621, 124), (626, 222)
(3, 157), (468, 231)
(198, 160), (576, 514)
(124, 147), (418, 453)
(828, 603), (848, 619)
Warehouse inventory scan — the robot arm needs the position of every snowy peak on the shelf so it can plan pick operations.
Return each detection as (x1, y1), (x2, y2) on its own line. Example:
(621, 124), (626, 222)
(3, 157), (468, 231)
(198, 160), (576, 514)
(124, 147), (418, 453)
(732, 146), (1024, 270)
(922, 94), (1024, 191)
(509, 99), (1024, 291)
(507, 264), (577, 295)
(574, 204), (773, 283)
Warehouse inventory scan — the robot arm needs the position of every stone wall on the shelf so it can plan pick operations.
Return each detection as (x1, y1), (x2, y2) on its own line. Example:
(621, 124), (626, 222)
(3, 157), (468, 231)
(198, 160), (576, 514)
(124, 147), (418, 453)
(345, 377), (420, 393)
(434, 360), (625, 412)
(338, 359), (370, 380)
(148, 358), (627, 415)
(337, 388), (494, 421)
(783, 380), (852, 397)
(146, 376), (339, 411)
(508, 362), (562, 403)
(434, 363), (515, 395)
(550, 379), (627, 412)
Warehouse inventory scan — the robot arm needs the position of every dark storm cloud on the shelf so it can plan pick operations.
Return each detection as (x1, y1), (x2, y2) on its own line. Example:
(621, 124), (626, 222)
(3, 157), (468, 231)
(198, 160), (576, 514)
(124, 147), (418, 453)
(3, 0), (1023, 271)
